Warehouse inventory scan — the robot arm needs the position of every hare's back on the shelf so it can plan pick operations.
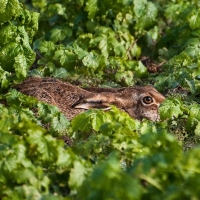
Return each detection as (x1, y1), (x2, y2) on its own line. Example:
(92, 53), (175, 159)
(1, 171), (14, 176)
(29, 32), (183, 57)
(14, 77), (90, 108)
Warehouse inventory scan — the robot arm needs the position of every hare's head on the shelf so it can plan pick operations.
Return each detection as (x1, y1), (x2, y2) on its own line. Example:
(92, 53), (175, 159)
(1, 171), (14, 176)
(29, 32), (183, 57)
(126, 86), (165, 121)
(74, 86), (165, 121)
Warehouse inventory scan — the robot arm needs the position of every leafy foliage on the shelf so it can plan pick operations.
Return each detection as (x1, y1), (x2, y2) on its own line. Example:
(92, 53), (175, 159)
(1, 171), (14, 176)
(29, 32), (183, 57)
(31, 0), (152, 86)
(0, 1), (39, 88)
(2, 89), (70, 136)
(0, 105), (89, 199)
(1, 0), (200, 199)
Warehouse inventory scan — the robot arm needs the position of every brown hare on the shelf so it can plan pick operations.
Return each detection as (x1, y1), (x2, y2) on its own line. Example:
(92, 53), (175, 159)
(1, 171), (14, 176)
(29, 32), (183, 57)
(14, 77), (165, 121)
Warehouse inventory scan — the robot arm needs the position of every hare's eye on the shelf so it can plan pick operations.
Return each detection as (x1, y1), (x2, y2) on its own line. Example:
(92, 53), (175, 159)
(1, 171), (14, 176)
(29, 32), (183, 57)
(142, 96), (153, 104)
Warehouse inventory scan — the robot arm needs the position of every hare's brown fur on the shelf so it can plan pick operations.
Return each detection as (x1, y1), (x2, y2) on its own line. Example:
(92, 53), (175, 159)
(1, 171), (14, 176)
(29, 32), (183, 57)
(14, 77), (165, 121)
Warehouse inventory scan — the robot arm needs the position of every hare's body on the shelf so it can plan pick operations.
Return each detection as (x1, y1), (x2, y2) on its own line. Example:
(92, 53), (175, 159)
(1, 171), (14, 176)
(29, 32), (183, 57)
(15, 77), (165, 121)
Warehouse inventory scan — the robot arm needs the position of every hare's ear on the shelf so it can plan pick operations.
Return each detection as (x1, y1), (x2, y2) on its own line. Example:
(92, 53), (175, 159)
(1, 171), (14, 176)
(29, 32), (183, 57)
(73, 93), (114, 110)
(74, 101), (111, 110)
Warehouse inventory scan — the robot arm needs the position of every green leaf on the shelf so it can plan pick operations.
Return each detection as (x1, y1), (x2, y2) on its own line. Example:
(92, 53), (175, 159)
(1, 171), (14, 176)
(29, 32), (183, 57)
(134, 0), (157, 29)
(115, 70), (134, 86)
(0, 66), (9, 88)
(82, 51), (99, 69)
(189, 10), (200, 30)
(0, 0), (22, 23)
(69, 161), (88, 189)
(52, 67), (68, 78)
(50, 25), (72, 42)
(85, 0), (98, 19)
(53, 49), (76, 70)
(0, 24), (17, 46)
(135, 61), (147, 78)
(185, 78), (196, 93)
(78, 154), (141, 200)
(194, 122), (200, 136)
(71, 111), (93, 132)
(0, 42), (21, 72)
(159, 98), (183, 119)
(36, 40), (55, 55)
(14, 53), (28, 79)
(184, 38), (200, 57)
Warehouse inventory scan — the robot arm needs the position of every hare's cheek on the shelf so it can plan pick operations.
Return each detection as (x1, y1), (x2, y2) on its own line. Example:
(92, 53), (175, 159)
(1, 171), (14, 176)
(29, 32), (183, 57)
(140, 106), (160, 121)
